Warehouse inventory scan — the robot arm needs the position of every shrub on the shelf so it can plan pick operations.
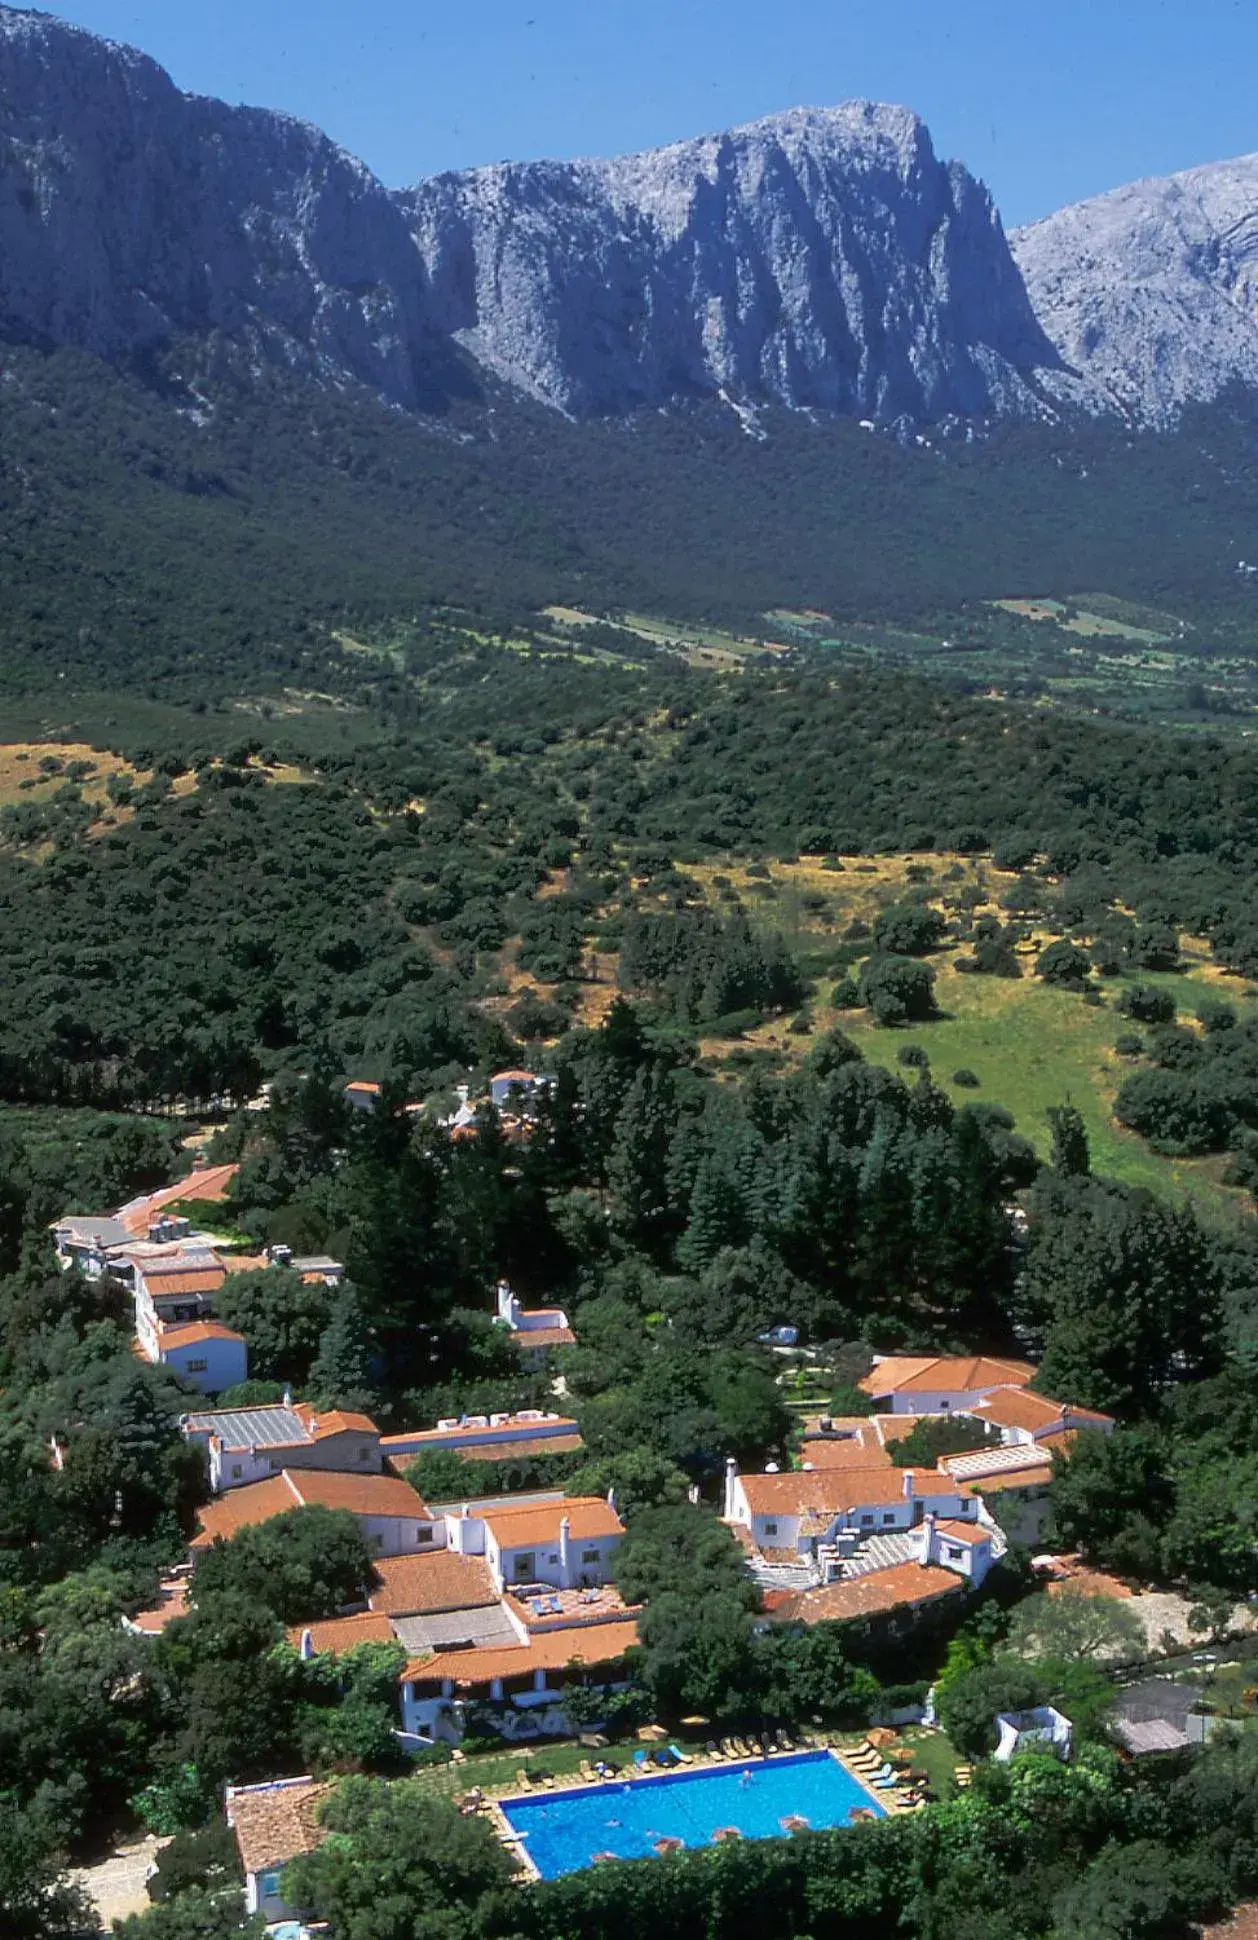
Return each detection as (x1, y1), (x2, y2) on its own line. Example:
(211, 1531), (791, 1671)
(872, 902), (946, 956)
(897, 1045), (929, 1068)
(1115, 983), (1175, 1025)
(1036, 940), (1092, 988)
(859, 955), (938, 1027)
(1197, 996), (1237, 1034)
(952, 1068), (981, 1088)
(831, 975), (861, 1009)
(1115, 1032), (1145, 1057)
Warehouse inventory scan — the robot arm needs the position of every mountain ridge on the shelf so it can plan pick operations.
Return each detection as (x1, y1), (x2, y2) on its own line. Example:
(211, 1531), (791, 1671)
(1, 3), (1258, 433)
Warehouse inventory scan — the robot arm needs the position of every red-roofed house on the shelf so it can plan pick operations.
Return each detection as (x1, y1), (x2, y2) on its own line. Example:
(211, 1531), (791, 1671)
(399, 1612), (639, 1744)
(445, 1494), (625, 1594)
(494, 1279), (576, 1356)
(723, 1459), (979, 1558)
(858, 1354), (1037, 1416)
(152, 1318), (248, 1393)
(962, 1386), (1115, 1446)
(191, 1468), (437, 1558)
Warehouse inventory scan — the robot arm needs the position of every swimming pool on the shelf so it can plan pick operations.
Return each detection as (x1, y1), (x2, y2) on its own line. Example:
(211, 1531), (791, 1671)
(499, 1750), (884, 1879)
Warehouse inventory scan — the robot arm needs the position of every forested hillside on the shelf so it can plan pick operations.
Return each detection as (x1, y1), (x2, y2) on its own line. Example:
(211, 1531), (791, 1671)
(8, 343), (1258, 705)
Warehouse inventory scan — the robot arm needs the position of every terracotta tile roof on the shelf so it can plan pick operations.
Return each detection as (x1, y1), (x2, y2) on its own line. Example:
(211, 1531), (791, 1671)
(128, 1580), (190, 1634)
(405, 1615), (639, 1690)
(482, 1496), (623, 1549)
(491, 1070), (540, 1084)
(510, 1324), (576, 1350)
(158, 1320), (245, 1349)
(978, 1462), (1055, 1492)
(345, 1080), (383, 1094)
(459, 1433), (585, 1460)
(286, 1470), (429, 1519)
(369, 1551), (499, 1617)
(286, 1612), (398, 1654)
(797, 1420), (892, 1469)
(228, 1778), (330, 1877)
(933, 1519), (992, 1545)
(859, 1355), (1036, 1398)
(142, 1267), (227, 1297)
(873, 1414), (922, 1445)
(191, 1475), (300, 1549)
(765, 1562), (966, 1627)
(739, 1467), (971, 1515)
(117, 1163), (239, 1234)
(292, 1402), (380, 1440)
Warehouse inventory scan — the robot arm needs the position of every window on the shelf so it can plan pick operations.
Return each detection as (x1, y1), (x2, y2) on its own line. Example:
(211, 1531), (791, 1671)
(860, 1513), (874, 1526)
(513, 1553), (536, 1581)
(358, 1446), (370, 1460)
(374, 1534), (384, 1550)
(763, 1521), (778, 1537)
(415, 1526), (432, 1543)
(230, 1464), (243, 1478)
(185, 1358), (207, 1373)
(881, 1512), (896, 1525)
(581, 1547), (599, 1564)
(946, 1545), (963, 1562)
(259, 1871), (281, 1899)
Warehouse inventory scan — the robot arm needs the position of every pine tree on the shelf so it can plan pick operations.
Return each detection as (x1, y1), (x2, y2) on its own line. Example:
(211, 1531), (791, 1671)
(308, 1285), (378, 1413)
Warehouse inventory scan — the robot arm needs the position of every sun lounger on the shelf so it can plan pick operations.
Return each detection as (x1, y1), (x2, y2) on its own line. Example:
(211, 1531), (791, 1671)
(579, 1760), (598, 1783)
(515, 1768), (534, 1791)
(719, 1738), (740, 1758)
(669, 1744), (693, 1764)
(706, 1741), (726, 1761)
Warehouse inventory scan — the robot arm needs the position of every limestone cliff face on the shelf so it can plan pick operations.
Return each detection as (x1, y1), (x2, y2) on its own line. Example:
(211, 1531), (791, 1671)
(0, 4), (432, 404)
(400, 104), (1059, 419)
(1014, 155), (1258, 427)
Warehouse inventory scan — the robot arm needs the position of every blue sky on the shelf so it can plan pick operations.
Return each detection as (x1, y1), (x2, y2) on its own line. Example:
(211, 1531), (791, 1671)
(36, 0), (1258, 225)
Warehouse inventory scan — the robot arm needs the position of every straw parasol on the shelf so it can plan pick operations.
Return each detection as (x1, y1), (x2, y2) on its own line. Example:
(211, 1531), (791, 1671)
(637, 1723), (669, 1742)
(654, 1836), (684, 1854)
(714, 1826), (742, 1843)
(866, 1727), (899, 1748)
(681, 1715), (710, 1728)
(780, 1814), (811, 1833)
(851, 1806), (877, 1822)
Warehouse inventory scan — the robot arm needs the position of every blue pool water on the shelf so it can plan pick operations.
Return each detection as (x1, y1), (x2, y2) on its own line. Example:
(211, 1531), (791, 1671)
(500, 1750), (884, 1879)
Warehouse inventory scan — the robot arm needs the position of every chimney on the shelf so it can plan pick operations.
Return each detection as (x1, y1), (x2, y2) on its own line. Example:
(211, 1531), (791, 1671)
(919, 1511), (937, 1564)
(606, 1486), (617, 1514)
(559, 1515), (571, 1586)
(722, 1456), (739, 1521)
(902, 1470), (915, 1499)
(299, 1629), (314, 1660)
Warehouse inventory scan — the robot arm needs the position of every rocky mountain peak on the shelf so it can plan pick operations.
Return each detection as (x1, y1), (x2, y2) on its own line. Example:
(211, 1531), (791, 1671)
(400, 100), (1059, 419)
(1014, 154), (1258, 426)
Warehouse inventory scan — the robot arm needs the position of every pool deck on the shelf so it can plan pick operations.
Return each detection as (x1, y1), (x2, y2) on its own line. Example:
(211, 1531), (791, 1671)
(479, 1740), (923, 1879)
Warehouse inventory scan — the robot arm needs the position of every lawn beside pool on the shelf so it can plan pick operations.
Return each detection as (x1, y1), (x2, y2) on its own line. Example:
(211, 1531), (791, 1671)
(499, 1750), (885, 1879)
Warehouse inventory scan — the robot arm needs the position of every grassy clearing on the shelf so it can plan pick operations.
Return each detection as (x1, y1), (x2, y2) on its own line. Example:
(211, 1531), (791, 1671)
(673, 852), (1255, 1215)
(0, 741), (141, 810)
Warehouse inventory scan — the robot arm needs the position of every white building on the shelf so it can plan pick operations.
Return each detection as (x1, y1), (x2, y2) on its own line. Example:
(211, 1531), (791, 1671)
(858, 1354), (1038, 1416)
(494, 1279), (575, 1354)
(226, 1776), (329, 1921)
(183, 1399), (383, 1491)
(190, 1468), (438, 1559)
(994, 1704), (1073, 1762)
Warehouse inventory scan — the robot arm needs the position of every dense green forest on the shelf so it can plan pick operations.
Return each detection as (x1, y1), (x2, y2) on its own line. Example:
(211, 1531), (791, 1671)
(7, 340), (1258, 705)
